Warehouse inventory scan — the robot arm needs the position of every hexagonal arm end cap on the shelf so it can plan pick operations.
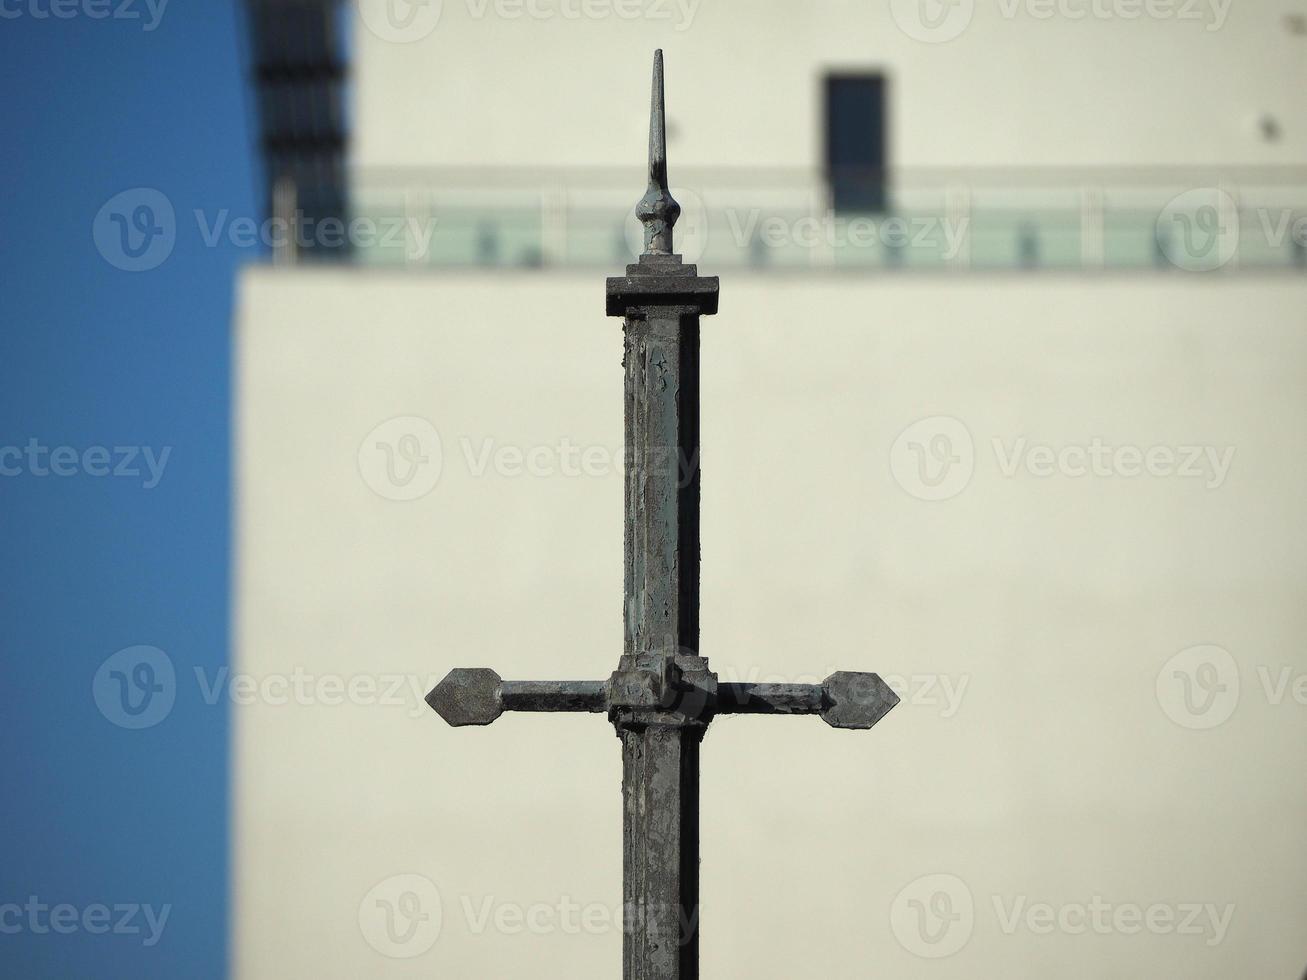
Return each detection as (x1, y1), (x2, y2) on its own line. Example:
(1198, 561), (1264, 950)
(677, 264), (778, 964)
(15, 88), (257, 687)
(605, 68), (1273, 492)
(821, 671), (899, 730)
(427, 668), (504, 727)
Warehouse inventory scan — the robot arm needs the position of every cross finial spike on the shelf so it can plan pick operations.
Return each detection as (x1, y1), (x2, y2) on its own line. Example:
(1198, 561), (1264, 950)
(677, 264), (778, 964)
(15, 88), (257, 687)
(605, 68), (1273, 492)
(636, 49), (680, 255)
(649, 49), (667, 186)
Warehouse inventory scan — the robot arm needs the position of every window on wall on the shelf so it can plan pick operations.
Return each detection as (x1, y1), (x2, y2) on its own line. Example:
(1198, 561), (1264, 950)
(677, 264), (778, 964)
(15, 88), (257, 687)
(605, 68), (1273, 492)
(824, 74), (887, 214)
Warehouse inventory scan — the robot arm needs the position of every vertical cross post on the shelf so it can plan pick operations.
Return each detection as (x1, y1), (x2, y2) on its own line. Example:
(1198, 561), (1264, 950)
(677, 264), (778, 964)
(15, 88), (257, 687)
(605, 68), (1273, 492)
(426, 50), (899, 980)
(605, 49), (718, 979)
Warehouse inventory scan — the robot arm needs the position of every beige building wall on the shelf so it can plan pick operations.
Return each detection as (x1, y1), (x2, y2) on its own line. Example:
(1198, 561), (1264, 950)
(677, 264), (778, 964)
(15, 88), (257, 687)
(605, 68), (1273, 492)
(235, 3), (1306, 976)
(352, 0), (1307, 170)
(233, 268), (1307, 978)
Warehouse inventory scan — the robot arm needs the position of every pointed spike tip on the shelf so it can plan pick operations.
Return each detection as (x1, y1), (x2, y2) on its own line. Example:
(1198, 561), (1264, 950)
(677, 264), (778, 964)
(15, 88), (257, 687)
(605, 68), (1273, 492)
(636, 49), (680, 255)
(648, 50), (666, 182)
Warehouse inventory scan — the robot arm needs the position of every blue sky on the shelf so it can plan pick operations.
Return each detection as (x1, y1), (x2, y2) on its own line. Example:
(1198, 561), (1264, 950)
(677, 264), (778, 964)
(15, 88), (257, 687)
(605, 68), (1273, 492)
(0, 4), (256, 976)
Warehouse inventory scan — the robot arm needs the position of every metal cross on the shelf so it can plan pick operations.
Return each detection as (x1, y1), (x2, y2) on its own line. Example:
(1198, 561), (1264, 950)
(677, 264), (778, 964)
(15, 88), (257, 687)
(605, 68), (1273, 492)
(427, 50), (899, 980)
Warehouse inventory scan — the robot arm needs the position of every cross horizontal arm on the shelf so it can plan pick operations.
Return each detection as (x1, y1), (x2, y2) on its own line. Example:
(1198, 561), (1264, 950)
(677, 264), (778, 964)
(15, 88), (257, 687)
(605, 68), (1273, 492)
(718, 672), (900, 730)
(426, 669), (606, 727)
(503, 680), (607, 713)
(716, 682), (824, 714)
(428, 667), (900, 731)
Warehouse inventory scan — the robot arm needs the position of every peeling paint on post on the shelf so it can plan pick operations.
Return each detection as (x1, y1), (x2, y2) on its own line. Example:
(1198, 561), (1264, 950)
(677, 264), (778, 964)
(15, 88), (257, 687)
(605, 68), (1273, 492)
(426, 51), (900, 980)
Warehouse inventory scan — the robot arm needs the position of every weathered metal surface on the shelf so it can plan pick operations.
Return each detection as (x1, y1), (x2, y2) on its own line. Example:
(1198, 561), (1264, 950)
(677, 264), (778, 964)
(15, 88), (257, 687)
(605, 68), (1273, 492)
(426, 667), (503, 727)
(616, 305), (707, 662)
(424, 50), (900, 980)
(819, 671), (900, 730)
(621, 724), (701, 980)
(502, 680), (607, 713)
(431, 669), (898, 730)
(635, 50), (679, 256)
(717, 674), (901, 730)
(602, 57), (719, 976)
(605, 261), (719, 317)
(428, 672), (607, 723)
(717, 682), (826, 715)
